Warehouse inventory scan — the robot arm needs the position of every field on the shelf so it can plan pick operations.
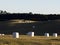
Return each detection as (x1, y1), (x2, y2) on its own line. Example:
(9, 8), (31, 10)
(0, 35), (60, 45)
(0, 20), (60, 35)
(0, 20), (60, 45)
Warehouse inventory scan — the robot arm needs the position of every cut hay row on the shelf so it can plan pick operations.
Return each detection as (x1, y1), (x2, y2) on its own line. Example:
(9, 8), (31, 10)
(0, 35), (60, 45)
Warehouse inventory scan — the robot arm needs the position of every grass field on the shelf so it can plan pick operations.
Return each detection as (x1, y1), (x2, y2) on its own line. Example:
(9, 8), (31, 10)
(0, 35), (60, 45)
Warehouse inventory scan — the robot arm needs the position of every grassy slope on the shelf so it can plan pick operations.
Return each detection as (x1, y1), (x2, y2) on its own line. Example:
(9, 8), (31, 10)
(0, 35), (60, 45)
(0, 20), (60, 35)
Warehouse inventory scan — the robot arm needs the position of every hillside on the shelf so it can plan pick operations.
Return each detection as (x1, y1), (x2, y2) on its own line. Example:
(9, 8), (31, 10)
(0, 19), (60, 35)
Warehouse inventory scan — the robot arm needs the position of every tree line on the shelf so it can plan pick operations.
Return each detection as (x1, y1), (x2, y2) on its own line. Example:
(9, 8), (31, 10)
(0, 10), (60, 21)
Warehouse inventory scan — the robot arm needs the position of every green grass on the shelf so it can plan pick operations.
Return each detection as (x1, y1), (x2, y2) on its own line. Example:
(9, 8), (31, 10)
(0, 35), (60, 45)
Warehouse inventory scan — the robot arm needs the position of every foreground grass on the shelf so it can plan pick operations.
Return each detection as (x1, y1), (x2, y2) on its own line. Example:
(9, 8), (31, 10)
(0, 35), (60, 45)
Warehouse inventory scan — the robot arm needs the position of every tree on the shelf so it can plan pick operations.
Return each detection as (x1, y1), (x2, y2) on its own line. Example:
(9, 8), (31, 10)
(29, 12), (33, 15)
(0, 10), (8, 14)
(3, 11), (7, 14)
(0, 10), (3, 14)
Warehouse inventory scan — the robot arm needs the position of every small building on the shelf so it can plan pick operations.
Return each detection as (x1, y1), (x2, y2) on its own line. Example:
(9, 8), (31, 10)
(0, 34), (1, 35)
(53, 33), (57, 37)
(12, 32), (19, 38)
(27, 32), (34, 37)
(44, 33), (49, 37)
(1, 34), (5, 36)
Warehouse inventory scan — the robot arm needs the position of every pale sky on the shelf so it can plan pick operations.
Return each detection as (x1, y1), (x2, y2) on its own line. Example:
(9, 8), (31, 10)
(0, 0), (60, 14)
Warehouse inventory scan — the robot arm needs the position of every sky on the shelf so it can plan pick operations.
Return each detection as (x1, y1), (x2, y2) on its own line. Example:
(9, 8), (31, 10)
(0, 0), (60, 14)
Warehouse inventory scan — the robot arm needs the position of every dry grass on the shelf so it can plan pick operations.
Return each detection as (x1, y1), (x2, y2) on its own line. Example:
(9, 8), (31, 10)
(0, 35), (60, 45)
